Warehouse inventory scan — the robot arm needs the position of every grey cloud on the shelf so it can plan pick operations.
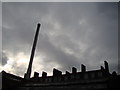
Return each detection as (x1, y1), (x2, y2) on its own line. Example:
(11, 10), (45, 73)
(2, 52), (9, 66)
(12, 61), (27, 76)
(37, 34), (81, 71)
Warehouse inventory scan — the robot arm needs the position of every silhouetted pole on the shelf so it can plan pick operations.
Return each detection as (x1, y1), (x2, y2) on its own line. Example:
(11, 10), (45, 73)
(24, 23), (41, 79)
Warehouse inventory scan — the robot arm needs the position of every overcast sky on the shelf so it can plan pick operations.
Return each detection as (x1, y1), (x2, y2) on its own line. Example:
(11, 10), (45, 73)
(1, 2), (119, 77)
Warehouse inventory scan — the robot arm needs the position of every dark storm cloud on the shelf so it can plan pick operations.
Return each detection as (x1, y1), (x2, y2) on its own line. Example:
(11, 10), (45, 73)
(2, 2), (118, 76)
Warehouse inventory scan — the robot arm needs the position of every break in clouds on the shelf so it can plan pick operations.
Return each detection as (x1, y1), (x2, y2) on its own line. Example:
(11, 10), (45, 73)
(1, 2), (118, 77)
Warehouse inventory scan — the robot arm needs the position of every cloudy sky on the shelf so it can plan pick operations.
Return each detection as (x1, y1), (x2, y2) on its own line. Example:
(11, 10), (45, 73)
(1, 2), (119, 77)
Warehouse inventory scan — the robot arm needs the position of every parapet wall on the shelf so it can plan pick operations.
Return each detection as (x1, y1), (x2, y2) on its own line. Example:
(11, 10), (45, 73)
(31, 61), (110, 83)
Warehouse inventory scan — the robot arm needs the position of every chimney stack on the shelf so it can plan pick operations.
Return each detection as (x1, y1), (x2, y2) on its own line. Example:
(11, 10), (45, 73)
(66, 71), (70, 75)
(100, 66), (104, 70)
(81, 64), (86, 72)
(53, 68), (62, 76)
(72, 67), (77, 73)
(104, 61), (109, 73)
(42, 72), (47, 78)
(34, 72), (39, 78)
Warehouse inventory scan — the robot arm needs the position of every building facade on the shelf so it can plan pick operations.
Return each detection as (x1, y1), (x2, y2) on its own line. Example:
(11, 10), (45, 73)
(1, 61), (120, 90)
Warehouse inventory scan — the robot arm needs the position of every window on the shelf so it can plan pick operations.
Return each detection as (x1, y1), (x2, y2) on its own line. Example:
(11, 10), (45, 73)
(98, 72), (103, 77)
(58, 77), (61, 81)
(45, 78), (48, 82)
(91, 73), (95, 79)
(48, 78), (52, 82)
(54, 77), (57, 82)
(84, 74), (88, 79)
(64, 76), (68, 81)
(71, 75), (74, 79)
(76, 75), (79, 79)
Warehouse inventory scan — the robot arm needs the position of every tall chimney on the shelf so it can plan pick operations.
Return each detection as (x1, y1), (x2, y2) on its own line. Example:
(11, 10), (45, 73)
(24, 23), (41, 79)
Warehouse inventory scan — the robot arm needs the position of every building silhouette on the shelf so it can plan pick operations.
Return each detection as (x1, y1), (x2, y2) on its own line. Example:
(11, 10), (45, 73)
(1, 61), (120, 90)
(1, 23), (120, 90)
